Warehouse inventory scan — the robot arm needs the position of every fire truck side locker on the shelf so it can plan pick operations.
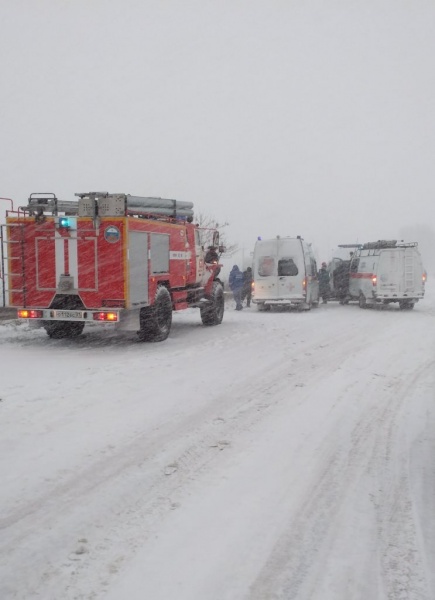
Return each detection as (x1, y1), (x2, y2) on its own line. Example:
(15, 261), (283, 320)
(128, 231), (148, 308)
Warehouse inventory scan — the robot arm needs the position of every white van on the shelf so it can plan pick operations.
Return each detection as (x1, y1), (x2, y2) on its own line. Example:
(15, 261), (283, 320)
(252, 236), (319, 310)
(348, 240), (426, 309)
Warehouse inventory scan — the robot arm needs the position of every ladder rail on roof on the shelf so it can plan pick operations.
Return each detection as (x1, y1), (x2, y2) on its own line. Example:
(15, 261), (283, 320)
(404, 248), (415, 291)
(0, 222), (26, 307)
(18, 192), (195, 220)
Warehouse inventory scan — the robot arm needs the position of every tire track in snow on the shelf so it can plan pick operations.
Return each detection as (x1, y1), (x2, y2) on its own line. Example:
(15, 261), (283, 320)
(247, 356), (434, 600)
(1, 304), (432, 599)
(370, 362), (434, 600)
(0, 317), (377, 599)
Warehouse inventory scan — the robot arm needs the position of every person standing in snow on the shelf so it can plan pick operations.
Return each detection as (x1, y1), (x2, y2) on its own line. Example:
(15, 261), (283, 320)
(242, 267), (253, 307)
(229, 265), (244, 310)
(333, 260), (351, 303)
(318, 262), (331, 304)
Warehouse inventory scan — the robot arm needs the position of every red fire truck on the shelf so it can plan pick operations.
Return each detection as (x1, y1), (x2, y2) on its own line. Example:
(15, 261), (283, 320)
(4, 192), (225, 341)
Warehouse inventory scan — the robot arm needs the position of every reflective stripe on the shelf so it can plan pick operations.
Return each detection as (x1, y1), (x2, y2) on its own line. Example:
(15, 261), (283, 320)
(350, 272), (374, 279)
(68, 231), (78, 282)
(55, 231), (64, 283)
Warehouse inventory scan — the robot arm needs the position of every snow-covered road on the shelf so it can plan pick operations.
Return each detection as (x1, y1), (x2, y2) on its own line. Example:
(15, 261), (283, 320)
(1, 288), (434, 600)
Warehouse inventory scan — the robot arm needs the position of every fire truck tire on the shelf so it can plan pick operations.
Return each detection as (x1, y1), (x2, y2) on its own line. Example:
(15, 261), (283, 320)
(200, 281), (224, 326)
(44, 321), (85, 339)
(139, 286), (173, 342)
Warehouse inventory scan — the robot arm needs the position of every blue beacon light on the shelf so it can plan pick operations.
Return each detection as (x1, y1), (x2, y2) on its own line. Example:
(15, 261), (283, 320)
(59, 217), (70, 228)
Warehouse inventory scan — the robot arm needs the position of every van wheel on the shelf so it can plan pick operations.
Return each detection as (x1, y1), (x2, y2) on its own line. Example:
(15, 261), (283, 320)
(139, 286), (172, 342)
(44, 321), (85, 339)
(399, 301), (414, 310)
(200, 281), (224, 325)
(358, 293), (367, 309)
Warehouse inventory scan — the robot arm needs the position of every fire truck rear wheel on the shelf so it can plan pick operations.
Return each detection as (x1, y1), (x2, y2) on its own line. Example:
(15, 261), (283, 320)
(200, 281), (224, 326)
(44, 321), (85, 339)
(139, 286), (173, 342)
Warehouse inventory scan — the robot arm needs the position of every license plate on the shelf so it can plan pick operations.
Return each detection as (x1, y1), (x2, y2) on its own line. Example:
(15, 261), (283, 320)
(54, 310), (84, 319)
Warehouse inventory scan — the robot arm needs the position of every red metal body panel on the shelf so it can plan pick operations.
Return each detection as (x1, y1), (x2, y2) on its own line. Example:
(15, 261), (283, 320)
(77, 219), (126, 309)
(6, 214), (215, 310)
(7, 218), (57, 308)
(128, 217), (194, 289)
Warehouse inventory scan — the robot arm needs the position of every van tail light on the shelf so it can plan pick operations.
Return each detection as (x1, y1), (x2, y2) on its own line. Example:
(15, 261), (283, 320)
(372, 276), (377, 286)
(422, 273), (427, 283)
(18, 309), (43, 319)
(302, 276), (307, 290)
(93, 312), (118, 322)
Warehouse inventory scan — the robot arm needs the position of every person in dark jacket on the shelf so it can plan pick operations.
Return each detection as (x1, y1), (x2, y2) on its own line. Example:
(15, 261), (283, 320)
(205, 246), (219, 263)
(318, 262), (331, 304)
(333, 260), (350, 303)
(205, 246), (221, 277)
(229, 265), (244, 310)
(242, 267), (253, 307)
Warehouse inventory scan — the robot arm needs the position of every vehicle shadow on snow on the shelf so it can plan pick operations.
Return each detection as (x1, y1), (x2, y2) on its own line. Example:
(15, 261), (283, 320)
(1, 314), (230, 351)
(338, 301), (423, 312)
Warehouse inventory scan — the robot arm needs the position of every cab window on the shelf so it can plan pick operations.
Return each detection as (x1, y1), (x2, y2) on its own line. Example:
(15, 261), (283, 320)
(278, 257), (298, 276)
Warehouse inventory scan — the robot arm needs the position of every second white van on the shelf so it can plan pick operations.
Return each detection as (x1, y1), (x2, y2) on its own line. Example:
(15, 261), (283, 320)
(348, 240), (426, 309)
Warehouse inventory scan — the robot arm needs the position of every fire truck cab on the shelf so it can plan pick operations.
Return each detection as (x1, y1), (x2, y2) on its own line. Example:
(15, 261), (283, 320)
(5, 192), (225, 341)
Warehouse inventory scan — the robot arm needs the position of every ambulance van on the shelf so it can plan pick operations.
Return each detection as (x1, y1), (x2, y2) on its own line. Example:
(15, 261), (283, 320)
(252, 236), (319, 310)
(348, 240), (426, 309)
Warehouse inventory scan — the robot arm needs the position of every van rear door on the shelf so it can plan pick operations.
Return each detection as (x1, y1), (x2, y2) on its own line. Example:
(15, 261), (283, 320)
(254, 238), (305, 302)
(276, 239), (305, 300)
(277, 255), (301, 298)
(256, 253), (279, 299)
(377, 249), (404, 295)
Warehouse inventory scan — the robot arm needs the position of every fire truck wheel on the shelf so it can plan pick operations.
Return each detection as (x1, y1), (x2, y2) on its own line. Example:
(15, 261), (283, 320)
(358, 293), (367, 309)
(44, 321), (85, 339)
(200, 281), (224, 326)
(139, 286), (173, 342)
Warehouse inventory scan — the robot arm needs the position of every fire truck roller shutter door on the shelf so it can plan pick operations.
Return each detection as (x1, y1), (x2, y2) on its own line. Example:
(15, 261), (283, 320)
(151, 234), (170, 274)
(128, 232), (148, 307)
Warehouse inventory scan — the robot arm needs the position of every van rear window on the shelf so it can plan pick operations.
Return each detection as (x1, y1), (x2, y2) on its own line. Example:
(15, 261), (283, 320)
(278, 258), (298, 276)
(258, 256), (275, 276)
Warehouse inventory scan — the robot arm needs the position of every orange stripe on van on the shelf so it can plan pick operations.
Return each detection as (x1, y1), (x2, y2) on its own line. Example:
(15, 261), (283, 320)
(349, 273), (374, 279)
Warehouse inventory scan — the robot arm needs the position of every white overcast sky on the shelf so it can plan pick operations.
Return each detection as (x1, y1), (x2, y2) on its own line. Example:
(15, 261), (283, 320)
(1, 0), (434, 260)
